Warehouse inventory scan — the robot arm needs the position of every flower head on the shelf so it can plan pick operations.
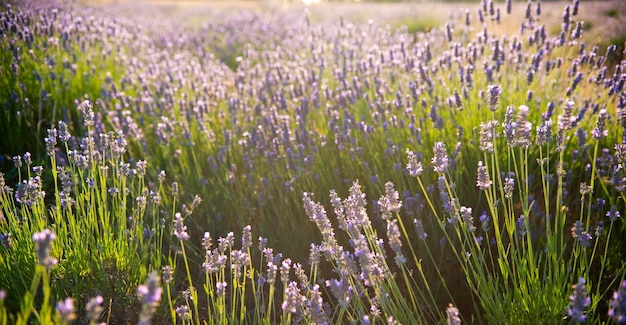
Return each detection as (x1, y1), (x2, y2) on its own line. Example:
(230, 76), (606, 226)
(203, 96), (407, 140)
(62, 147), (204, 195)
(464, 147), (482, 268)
(568, 277), (590, 323)
(56, 298), (76, 324)
(487, 84), (502, 111)
(176, 304), (191, 321)
(85, 296), (104, 323)
(378, 182), (402, 220)
(609, 280), (626, 323)
(414, 219), (428, 240)
(173, 213), (190, 241)
(137, 271), (162, 325)
(476, 161), (492, 190)
(406, 149), (423, 177)
(33, 229), (57, 268)
(607, 205), (621, 222)
(78, 100), (94, 127)
(571, 220), (592, 247)
(432, 142), (449, 173)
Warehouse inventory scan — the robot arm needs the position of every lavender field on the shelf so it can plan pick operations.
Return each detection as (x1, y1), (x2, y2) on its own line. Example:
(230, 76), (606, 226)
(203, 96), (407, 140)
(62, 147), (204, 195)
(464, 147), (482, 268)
(1, 0), (626, 323)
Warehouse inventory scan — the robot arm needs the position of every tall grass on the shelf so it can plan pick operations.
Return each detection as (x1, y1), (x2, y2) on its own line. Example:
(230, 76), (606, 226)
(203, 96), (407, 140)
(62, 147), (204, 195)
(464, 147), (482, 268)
(1, 0), (626, 323)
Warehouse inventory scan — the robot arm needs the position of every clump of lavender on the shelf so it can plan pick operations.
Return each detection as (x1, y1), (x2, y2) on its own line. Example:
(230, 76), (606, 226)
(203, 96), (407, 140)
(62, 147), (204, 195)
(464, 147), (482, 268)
(568, 277), (590, 323)
(33, 229), (57, 269)
(137, 271), (162, 325)
(609, 280), (626, 323)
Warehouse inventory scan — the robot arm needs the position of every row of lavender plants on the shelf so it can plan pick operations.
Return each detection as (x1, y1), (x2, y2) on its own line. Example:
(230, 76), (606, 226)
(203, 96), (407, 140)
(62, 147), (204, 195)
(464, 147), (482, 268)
(1, 0), (626, 323)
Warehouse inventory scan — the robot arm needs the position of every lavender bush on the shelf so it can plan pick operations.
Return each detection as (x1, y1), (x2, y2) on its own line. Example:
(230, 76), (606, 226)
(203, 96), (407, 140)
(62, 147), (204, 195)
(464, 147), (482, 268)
(1, 0), (625, 323)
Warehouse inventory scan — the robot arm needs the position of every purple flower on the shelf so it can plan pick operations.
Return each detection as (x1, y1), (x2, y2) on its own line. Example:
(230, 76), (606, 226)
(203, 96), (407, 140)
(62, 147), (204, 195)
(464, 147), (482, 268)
(78, 100), (94, 127)
(85, 296), (104, 323)
(280, 258), (292, 284)
(514, 105), (532, 149)
(607, 205), (621, 222)
(387, 219), (405, 266)
(56, 298), (76, 324)
(307, 284), (327, 324)
(378, 182), (402, 220)
(266, 261), (278, 285)
(479, 120), (499, 153)
(516, 215), (527, 237)
(568, 277), (590, 323)
(162, 266), (174, 284)
(460, 206), (475, 233)
(432, 142), (449, 173)
(406, 149), (423, 177)
(176, 304), (191, 321)
(33, 229), (57, 268)
(241, 225), (252, 250)
(503, 105), (515, 146)
(414, 219), (428, 240)
(504, 177), (515, 199)
(173, 213), (190, 241)
(571, 220), (592, 247)
(487, 84), (501, 111)
(282, 281), (304, 314)
(216, 282), (227, 297)
(58, 121), (70, 143)
(592, 109), (608, 139)
(476, 161), (492, 190)
(480, 212), (490, 232)
(609, 280), (626, 323)
(137, 271), (162, 325)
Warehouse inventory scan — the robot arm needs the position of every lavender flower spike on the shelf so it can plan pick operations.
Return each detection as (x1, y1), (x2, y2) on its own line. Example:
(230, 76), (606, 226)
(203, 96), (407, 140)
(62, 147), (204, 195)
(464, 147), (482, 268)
(406, 149), (423, 177)
(33, 229), (58, 269)
(487, 84), (502, 111)
(137, 271), (162, 325)
(609, 280), (626, 323)
(476, 161), (492, 190)
(173, 212), (190, 241)
(432, 142), (449, 173)
(56, 298), (76, 324)
(568, 277), (590, 323)
(446, 303), (461, 325)
(78, 100), (94, 127)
